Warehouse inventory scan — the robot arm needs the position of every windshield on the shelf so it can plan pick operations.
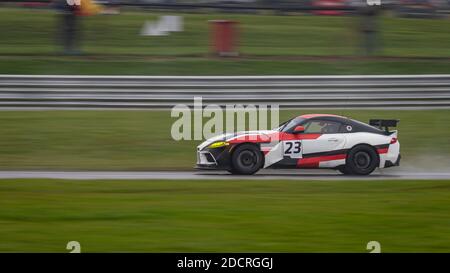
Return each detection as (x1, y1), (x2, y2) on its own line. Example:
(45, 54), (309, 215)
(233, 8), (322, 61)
(274, 117), (305, 132)
(274, 118), (292, 131)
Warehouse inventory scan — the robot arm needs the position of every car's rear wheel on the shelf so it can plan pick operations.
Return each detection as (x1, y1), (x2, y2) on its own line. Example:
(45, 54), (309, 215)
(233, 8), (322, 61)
(343, 145), (379, 175)
(229, 144), (263, 175)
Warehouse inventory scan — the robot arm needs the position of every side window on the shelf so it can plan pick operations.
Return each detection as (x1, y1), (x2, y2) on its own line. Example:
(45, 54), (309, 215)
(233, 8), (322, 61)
(303, 120), (342, 134)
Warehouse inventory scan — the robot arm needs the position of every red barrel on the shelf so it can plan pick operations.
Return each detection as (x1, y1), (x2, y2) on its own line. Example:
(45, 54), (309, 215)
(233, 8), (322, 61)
(209, 20), (238, 56)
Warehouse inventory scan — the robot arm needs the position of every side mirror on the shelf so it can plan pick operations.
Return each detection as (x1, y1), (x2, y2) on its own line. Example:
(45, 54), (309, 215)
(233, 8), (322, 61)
(293, 125), (305, 134)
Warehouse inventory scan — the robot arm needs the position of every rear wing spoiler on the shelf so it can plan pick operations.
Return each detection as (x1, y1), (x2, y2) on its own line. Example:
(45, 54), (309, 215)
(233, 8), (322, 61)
(369, 119), (399, 132)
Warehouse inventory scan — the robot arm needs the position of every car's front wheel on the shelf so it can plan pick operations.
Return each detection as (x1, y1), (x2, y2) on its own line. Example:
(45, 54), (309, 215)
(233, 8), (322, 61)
(229, 144), (263, 175)
(342, 145), (379, 175)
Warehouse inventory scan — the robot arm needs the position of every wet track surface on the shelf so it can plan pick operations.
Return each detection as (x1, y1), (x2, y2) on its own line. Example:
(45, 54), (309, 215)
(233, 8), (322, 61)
(0, 169), (449, 180)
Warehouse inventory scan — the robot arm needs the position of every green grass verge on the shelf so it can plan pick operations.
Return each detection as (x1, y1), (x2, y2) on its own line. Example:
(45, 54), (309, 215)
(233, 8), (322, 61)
(1, 8), (449, 57)
(0, 109), (449, 171)
(1, 57), (450, 75)
(0, 178), (449, 252)
(0, 7), (449, 74)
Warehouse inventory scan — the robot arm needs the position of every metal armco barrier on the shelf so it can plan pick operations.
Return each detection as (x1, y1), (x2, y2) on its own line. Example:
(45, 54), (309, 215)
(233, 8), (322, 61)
(0, 75), (449, 109)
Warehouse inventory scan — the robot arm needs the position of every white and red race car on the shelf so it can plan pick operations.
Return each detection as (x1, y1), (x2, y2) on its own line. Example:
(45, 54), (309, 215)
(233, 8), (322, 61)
(196, 114), (400, 175)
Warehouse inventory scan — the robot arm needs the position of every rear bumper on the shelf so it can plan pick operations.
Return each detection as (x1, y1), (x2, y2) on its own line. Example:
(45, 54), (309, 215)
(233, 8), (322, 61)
(384, 154), (401, 168)
(380, 140), (400, 169)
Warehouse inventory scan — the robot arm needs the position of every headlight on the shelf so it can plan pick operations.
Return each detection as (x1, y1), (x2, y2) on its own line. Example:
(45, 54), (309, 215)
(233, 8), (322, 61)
(208, 141), (229, 149)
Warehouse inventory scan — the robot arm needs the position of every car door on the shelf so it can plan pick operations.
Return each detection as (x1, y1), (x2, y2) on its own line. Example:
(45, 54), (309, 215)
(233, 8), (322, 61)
(298, 119), (346, 156)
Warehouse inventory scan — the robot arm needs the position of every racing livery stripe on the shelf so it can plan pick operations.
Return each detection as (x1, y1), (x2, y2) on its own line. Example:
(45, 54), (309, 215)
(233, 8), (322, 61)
(297, 162), (319, 168)
(303, 148), (349, 158)
(302, 143), (389, 159)
(296, 143), (391, 167)
(300, 114), (343, 119)
(228, 134), (271, 144)
(261, 148), (271, 155)
(228, 132), (322, 144)
(297, 154), (346, 168)
(279, 133), (322, 141)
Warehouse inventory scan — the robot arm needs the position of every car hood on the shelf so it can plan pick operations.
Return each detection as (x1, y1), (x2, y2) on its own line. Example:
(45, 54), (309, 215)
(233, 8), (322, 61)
(197, 130), (277, 150)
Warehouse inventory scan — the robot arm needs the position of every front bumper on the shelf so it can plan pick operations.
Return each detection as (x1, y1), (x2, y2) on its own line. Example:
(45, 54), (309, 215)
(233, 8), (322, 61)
(195, 164), (226, 170)
(196, 150), (218, 169)
(195, 146), (232, 170)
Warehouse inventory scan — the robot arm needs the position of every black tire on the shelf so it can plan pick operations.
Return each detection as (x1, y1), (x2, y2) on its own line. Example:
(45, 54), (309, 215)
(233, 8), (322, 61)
(337, 165), (352, 175)
(229, 144), (263, 175)
(345, 145), (379, 175)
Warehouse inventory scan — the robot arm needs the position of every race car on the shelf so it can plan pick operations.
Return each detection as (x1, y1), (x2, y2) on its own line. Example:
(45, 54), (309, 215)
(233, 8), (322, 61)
(196, 114), (400, 175)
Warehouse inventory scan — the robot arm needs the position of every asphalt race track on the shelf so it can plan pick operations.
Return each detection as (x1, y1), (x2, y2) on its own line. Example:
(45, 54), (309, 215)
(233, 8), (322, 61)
(0, 170), (449, 180)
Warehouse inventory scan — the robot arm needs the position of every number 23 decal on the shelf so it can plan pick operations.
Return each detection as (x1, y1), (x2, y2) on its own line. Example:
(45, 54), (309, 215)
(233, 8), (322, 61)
(284, 140), (302, 158)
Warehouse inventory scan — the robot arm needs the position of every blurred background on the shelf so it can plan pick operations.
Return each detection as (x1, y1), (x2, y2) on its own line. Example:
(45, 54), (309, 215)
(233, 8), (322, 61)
(0, 0), (450, 253)
(0, 0), (449, 75)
